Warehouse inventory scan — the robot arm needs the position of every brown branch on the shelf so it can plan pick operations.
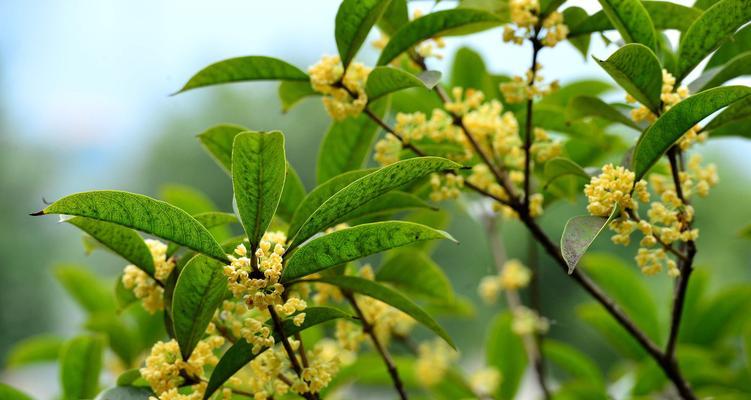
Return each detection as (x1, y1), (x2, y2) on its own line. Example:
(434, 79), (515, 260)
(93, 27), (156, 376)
(267, 305), (318, 400)
(344, 292), (408, 400)
(523, 38), (543, 214)
(625, 208), (689, 262)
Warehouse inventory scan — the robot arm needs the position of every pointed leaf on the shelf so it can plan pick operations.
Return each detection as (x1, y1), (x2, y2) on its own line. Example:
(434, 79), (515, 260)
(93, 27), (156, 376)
(336, 0), (392, 68)
(633, 86), (751, 179)
(38, 191), (228, 262)
(594, 43), (663, 114)
(60, 335), (104, 400)
(486, 312), (527, 400)
(67, 217), (155, 276)
(543, 157), (593, 189)
(277, 163), (306, 223)
(569, 1), (701, 37)
(596, 0), (657, 51)
(676, 0), (751, 81)
(560, 212), (616, 273)
(704, 24), (751, 71)
(692, 51), (751, 92)
(311, 275), (454, 347)
(376, 250), (454, 302)
(338, 191), (436, 224)
(278, 80), (318, 113)
(563, 7), (592, 59)
(232, 131), (286, 249)
(177, 56), (308, 94)
(290, 157), (460, 248)
(704, 96), (751, 139)
(197, 124), (248, 174)
(567, 95), (641, 130)
(5, 335), (64, 368)
(172, 255), (228, 359)
(365, 66), (440, 101)
(377, 9), (502, 65)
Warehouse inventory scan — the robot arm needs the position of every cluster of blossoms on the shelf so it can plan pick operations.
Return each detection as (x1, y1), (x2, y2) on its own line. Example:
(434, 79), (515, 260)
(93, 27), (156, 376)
(503, 0), (568, 47)
(121, 239), (175, 314)
(415, 338), (459, 387)
(478, 259), (532, 304)
(140, 336), (224, 400)
(469, 367), (503, 398)
(511, 306), (550, 336)
(500, 65), (560, 104)
(308, 55), (371, 120)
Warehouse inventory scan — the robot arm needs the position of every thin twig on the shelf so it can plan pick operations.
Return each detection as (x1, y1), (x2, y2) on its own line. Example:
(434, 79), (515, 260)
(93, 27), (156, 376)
(523, 37), (543, 215)
(267, 306), (318, 400)
(625, 208), (689, 262)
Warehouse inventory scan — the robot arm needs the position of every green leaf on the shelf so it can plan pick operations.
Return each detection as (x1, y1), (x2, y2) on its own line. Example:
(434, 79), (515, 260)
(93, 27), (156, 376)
(177, 56), (308, 94)
(705, 24), (751, 71)
(115, 276), (138, 312)
(159, 184), (216, 215)
(55, 265), (115, 314)
(560, 211), (616, 273)
(576, 303), (646, 359)
(458, 0), (510, 21)
(277, 163), (306, 223)
(543, 340), (604, 385)
(633, 86), (751, 179)
(365, 66), (440, 101)
(580, 253), (662, 343)
(376, 250), (454, 302)
(115, 369), (145, 387)
(486, 312), (527, 400)
(681, 285), (751, 346)
(95, 386), (153, 400)
(377, 9), (502, 65)
(0, 384), (33, 400)
(197, 124), (248, 174)
(192, 212), (237, 230)
(703, 96), (751, 138)
(203, 307), (353, 399)
(541, 80), (613, 108)
(339, 191), (436, 224)
(316, 99), (387, 185)
(692, 51), (751, 92)
(38, 191), (228, 262)
(377, 0), (408, 36)
(563, 7), (592, 59)
(68, 217), (154, 276)
(278, 80), (318, 113)
(172, 255), (227, 359)
(676, 0), (751, 81)
(594, 43), (663, 114)
(541, 0), (566, 16)
(596, 0), (657, 51)
(84, 313), (139, 367)
(336, 0), (392, 68)
(289, 169), (373, 238)
(290, 157), (460, 248)
(450, 46), (498, 97)
(60, 335), (104, 400)
(5, 335), (63, 368)
(567, 95), (641, 130)
(232, 131), (286, 250)
(283, 221), (455, 281)
(311, 276), (454, 347)
(569, 1), (701, 37)
(543, 157), (593, 189)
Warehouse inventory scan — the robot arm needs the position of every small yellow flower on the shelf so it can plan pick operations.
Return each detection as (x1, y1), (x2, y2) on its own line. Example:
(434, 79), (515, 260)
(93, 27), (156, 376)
(308, 55), (370, 120)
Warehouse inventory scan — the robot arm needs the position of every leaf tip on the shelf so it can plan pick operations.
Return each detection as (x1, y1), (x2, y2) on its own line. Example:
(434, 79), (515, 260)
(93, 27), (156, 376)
(29, 210), (45, 216)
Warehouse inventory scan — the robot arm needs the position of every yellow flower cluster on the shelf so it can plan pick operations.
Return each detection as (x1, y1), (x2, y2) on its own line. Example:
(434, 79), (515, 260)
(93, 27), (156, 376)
(411, 9), (447, 60)
(415, 338), (458, 387)
(530, 128), (562, 163)
(503, 0), (568, 47)
(141, 337), (224, 399)
(121, 239), (175, 314)
(511, 306), (549, 336)
(469, 367), (502, 397)
(478, 259), (532, 304)
(540, 12), (568, 47)
(584, 164), (649, 217)
(429, 173), (464, 202)
(500, 66), (559, 104)
(309, 55), (371, 120)
(216, 300), (275, 353)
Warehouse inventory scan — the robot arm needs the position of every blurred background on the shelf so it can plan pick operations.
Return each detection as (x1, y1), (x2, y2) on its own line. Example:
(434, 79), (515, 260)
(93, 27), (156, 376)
(1, 0), (749, 398)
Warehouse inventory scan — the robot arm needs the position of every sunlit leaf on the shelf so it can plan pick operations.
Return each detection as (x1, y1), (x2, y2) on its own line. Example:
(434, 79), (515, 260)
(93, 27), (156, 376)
(703, 96), (751, 139)
(278, 81), (318, 113)
(60, 335), (104, 400)
(377, 0), (408, 36)
(596, 0), (657, 51)
(177, 56), (308, 94)
(563, 7), (591, 59)
(704, 24), (751, 71)
(335, 0), (392, 68)
(339, 191), (437, 225)
(594, 43), (663, 114)
(365, 66), (440, 101)
(0, 384), (34, 400)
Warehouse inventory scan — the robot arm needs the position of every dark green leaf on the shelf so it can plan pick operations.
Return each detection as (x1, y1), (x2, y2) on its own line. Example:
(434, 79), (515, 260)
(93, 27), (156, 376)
(596, 0), (657, 51)
(560, 211), (616, 273)
(705, 24), (751, 70)
(203, 307), (352, 399)
(567, 95), (640, 130)
(67, 217), (155, 276)
(563, 7), (591, 59)
(633, 86), (751, 179)
(676, 0), (751, 81)
(569, 2), (701, 37)
(177, 56), (308, 93)
(336, 0), (392, 68)
(5, 335), (63, 368)
(290, 157), (460, 248)
(365, 67), (440, 101)
(277, 163), (306, 223)
(39, 191), (228, 262)
(457, 0), (510, 21)
(338, 191), (436, 225)
(377, 9), (502, 65)
(377, 0), (408, 36)
(283, 221), (455, 281)
(703, 95), (751, 137)
(55, 265), (115, 314)
(197, 124), (248, 174)
(278, 81), (318, 113)
(232, 131), (286, 250)
(541, 0), (566, 16)
(543, 157), (593, 189)
(692, 51), (751, 92)
(486, 312), (527, 400)
(172, 255), (227, 359)
(60, 335), (104, 400)
(376, 250), (454, 302)
(289, 169), (374, 238)
(594, 43), (663, 114)
(316, 100), (387, 185)
(95, 386), (153, 400)
(192, 212), (237, 230)
(541, 80), (613, 108)
(311, 275), (454, 347)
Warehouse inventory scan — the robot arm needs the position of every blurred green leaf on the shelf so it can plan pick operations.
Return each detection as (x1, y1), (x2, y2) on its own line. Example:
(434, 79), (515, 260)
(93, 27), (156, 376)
(84, 313), (139, 367)
(541, 80), (612, 108)
(569, 2), (701, 37)
(67, 217), (155, 276)
(543, 339), (604, 385)
(703, 96), (751, 139)
(403, 208), (451, 254)
(692, 51), (751, 91)
(577, 303), (646, 359)
(172, 254), (227, 359)
(563, 7), (591, 59)
(278, 80), (318, 113)
(458, 0), (510, 20)
(543, 157), (593, 189)
(55, 265), (115, 314)
(596, 0), (657, 51)
(486, 312), (527, 400)
(450, 46), (496, 97)
(705, 24), (751, 71)
(290, 157), (460, 248)
(95, 386), (153, 400)
(676, 0), (751, 81)
(682, 285), (751, 346)
(567, 95), (640, 130)
(335, 0), (392, 68)
(39, 191), (228, 262)
(283, 221), (455, 281)
(633, 86), (751, 179)
(159, 184), (216, 215)
(5, 335), (63, 368)
(60, 335), (104, 400)
(376, 250), (454, 302)
(177, 56), (308, 93)
(594, 43), (663, 114)
(0, 384), (34, 400)
(377, 9), (502, 65)
(365, 67), (440, 101)
(377, 0), (408, 36)
(192, 212), (237, 230)
(114, 275), (137, 312)
(197, 124), (248, 174)
(232, 131), (286, 249)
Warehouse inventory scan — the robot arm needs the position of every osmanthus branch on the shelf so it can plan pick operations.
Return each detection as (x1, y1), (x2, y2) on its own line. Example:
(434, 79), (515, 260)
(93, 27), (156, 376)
(267, 305), (319, 400)
(523, 36), (543, 214)
(343, 291), (409, 400)
(624, 208), (689, 262)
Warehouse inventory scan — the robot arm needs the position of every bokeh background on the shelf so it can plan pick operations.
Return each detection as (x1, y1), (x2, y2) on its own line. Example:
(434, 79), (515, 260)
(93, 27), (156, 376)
(1, 0), (749, 398)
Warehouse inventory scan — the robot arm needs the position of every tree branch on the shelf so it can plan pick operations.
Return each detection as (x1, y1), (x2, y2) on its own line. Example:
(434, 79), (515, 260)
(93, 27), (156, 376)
(267, 306), (318, 400)
(523, 38), (543, 214)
